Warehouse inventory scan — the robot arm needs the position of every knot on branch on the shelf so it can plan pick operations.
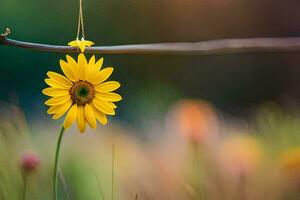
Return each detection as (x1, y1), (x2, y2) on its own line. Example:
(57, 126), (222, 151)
(0, 28), (11, 43)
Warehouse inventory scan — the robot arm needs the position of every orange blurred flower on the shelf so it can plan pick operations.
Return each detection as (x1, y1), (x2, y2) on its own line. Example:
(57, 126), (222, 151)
(279, 147), (300, 181)
(167, 99), (219, 144)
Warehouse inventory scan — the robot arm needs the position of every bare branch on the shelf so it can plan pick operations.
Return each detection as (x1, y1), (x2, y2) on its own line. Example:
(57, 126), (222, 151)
(2, 28), (300, 55)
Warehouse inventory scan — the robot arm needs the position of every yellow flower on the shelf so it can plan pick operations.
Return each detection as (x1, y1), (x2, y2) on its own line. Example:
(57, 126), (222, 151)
(68, 38), (94, 53)
(280, 148), (300, 175)
(42, 53), (122, 133)
(218, 136), (262, 177)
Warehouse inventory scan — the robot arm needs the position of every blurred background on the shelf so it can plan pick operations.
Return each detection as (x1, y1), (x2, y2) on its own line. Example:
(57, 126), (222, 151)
(1, 0), (300, 199)
(1, 0), (300, 126)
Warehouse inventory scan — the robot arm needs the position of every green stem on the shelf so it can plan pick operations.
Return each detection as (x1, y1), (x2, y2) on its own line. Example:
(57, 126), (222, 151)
(53, 126), (65, 200)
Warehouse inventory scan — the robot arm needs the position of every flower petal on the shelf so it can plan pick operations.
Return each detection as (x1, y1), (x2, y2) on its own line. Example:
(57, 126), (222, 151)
(81, 40), (94, 52)
(92, 98), (115, 115)
(95, 57), (104, 71)
(66, 55), (77, 65)
(47, 99), (72, 119)
(83, 40), (95, 46)
(90, 67), (113, 85)
(85, 55), (95, 81)
(45, 95), (71, 106)
(68, 40), (79, 47)
(44, 78), (71, 89)
(89, 55), (95, 66)
(77, 53), (88, 80)
(79, 42), (86, 53)
(42, 88), (69, 97)
(95, 81), (120, 92)
(66, 55), (80, 81)
(95, 92), (122, 102)
(91, 104), (107, 125)
(47, 72), (73, 86)
(84, 104), (97, 129)
(60, 59), (76, 82)
(76, 106), (86, 133)
(107, 102), (117, 109)
(63, 104), (78, 128)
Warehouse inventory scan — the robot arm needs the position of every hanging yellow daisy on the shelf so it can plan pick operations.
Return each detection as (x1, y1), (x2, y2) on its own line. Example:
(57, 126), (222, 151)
(42, 53), (122, 133)
(47, 1), (122, 199)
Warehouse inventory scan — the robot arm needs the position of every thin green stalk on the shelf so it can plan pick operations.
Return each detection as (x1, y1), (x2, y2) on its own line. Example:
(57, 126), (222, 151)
(94, 171), (105, 200)
(21, 173), (27, 200)
(53, 126), (65, 200)
(111, 144), (115, 200)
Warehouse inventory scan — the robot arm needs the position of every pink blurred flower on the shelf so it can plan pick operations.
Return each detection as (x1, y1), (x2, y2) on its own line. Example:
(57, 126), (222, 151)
(20, 151), (40, 172)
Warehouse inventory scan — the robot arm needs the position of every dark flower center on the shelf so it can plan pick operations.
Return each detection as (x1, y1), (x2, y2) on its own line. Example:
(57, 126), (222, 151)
(70, 81), (95, 105)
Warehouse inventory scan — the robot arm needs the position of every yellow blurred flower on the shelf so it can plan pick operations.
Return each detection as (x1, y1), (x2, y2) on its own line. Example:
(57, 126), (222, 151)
(218, 136), (262, 177)
(280, 148), (300, 176)
(68, 38), (94, 53)
(42, 53), (122, 133)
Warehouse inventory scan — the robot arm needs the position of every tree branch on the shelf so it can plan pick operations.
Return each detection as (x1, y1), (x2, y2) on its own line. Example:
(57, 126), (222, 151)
(2, 28), (300, 55)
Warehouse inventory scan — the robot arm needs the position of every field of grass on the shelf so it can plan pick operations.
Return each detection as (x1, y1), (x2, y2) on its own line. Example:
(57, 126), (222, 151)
(1, 100), (300, 200)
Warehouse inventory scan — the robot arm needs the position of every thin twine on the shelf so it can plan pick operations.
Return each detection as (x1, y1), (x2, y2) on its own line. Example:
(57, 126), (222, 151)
(76, 0), (85, 40)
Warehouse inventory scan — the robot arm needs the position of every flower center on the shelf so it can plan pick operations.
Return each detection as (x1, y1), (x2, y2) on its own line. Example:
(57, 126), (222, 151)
(70, 81), (95, 105)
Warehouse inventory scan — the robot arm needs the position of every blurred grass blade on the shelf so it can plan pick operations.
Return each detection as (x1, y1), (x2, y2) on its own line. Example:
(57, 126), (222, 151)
(58, 168), (72, 200)
(111, 144), (115, 200)
(94, 171), (105, 200)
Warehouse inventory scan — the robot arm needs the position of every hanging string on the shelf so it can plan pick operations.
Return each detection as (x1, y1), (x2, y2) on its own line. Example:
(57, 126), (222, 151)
(76, 0), (85, 40)
(76, 7), (81, 39)
(80, 0), (85, 39)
